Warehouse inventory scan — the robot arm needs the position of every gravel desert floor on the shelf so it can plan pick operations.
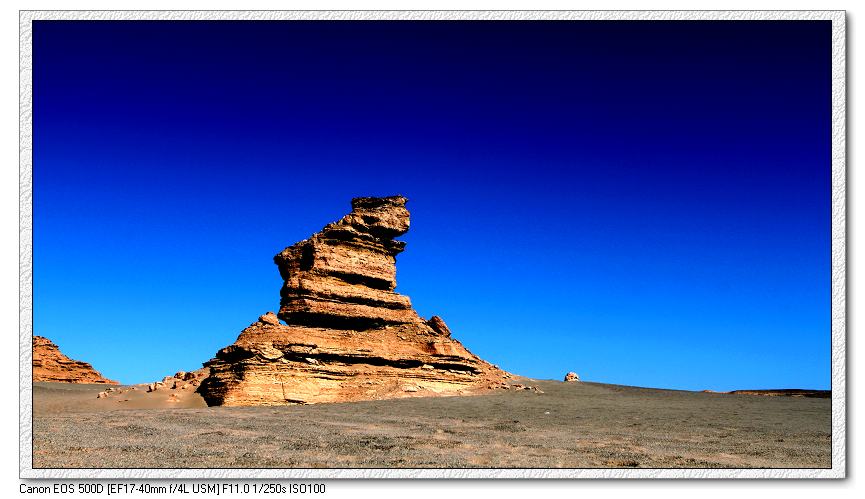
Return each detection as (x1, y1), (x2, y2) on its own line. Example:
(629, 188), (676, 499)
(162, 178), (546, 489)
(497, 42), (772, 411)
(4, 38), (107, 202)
(32, 380), (831, 469)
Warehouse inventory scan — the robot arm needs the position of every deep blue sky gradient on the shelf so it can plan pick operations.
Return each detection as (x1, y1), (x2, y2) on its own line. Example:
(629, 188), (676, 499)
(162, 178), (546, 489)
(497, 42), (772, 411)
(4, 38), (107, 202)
(33, 21), (832, 389)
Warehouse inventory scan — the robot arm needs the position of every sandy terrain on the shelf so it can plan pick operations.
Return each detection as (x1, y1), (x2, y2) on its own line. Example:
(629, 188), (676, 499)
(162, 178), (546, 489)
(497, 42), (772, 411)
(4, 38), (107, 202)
(32, 379), (830, 469)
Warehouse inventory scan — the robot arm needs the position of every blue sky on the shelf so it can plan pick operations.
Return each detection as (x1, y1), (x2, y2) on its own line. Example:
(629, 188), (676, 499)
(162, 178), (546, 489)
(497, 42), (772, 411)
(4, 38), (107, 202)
(32, 21), (831, 390)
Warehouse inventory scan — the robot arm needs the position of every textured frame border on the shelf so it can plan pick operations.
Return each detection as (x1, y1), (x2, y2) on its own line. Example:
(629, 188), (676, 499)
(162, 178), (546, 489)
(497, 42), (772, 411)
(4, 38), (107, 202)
(19, 10), (846, 479)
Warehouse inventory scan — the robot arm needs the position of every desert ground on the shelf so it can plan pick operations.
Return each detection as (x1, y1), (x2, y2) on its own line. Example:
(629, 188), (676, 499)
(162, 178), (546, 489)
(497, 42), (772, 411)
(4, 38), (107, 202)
(32, 379), (830, 469)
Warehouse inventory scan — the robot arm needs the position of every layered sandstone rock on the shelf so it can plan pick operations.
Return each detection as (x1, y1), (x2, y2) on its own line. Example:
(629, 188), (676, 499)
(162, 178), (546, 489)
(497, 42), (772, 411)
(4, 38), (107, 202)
(32, 335), (117, 384)
(199, 196), (509, 406)
(273, 196), (417, 329)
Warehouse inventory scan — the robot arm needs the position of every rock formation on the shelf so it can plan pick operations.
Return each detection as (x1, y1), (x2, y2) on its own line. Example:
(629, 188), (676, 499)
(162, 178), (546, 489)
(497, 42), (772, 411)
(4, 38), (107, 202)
(199, 196), (509, 406)
(32, 335), (117, 384)
(564, 372), (580, 382)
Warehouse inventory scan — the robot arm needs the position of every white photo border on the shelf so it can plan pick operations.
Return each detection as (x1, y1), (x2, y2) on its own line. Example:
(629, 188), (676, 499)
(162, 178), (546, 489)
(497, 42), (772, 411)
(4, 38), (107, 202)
(18, 9), (847, 479)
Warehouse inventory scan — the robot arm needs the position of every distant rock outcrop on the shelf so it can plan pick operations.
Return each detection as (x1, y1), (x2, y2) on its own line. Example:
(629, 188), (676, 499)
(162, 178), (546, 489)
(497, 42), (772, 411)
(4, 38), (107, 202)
(199, 196), (509, 406)
(727, 389), (831, 398)
(32, 335), (117, 384)
(564, 372), (580, 382)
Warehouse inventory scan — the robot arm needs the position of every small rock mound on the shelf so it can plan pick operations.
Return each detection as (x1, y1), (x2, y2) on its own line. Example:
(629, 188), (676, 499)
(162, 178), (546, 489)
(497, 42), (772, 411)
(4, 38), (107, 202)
(564, 372), (580, 382)
(95, 368), (210, 404)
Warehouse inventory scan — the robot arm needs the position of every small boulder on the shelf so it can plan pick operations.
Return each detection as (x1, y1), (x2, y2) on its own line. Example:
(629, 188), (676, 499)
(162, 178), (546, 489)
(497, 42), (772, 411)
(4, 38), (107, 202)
(96, 391), (107, 399)
(426, 316), (451, 337)
(564, 372), (580, 383)
(173, 371), (187, 380)
(259, 312), (281, 326)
